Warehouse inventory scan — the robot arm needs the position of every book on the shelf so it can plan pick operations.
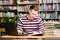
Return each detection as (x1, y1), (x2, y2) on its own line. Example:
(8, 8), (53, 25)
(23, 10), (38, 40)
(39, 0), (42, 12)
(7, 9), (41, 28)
(12, 6), (17, 10)
(53, 4), (57, 10)
(58, 0), (60, 3)
(40, 12), (45, 19)
(39, 0), (42, 3)
(55, 12), (58, 18)
(2, 12), (6, 17)
(53, 0), (57, 3)
(45, 5), (49, 10)
(23, 0), (29, 2)
(29, 0), (36, 1)
(43, 0), (46, 3)
(45, 13), (50, 19)
(25, 5), (31, 11)
(0, 6), (2, 10)
(46, 0), (50, 3)
(0, 0), (2, 5)
(0, 12), (3, 17)
(49, 0), (53, 3)
(50, 13), (55, 19)
(17, 0), (20, 4)
(57, 4), (59, 10)
(50, 5), (53, 10)
(40, 5), (44, 11)
(8, 6), (13, 10)
(57, 4), (60, 10)
(11, 12), (15, 17)
(9, 0), (13, 5)
(58, 4), (60, 10)
(17, 6), (25, 12)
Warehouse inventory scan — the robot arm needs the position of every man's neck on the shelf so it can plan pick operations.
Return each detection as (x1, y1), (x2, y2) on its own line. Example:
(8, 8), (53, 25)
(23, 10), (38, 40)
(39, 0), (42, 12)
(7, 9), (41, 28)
(27, 14), (34, 19)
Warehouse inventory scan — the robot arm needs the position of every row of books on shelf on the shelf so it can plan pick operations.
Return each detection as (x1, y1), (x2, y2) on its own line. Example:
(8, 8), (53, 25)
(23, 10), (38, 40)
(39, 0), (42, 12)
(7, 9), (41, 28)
(43, 20), (58, 22)
(17, 5), (31, 12)
(17, 0), (37, 4)
(17, 4), (60, 12)
(40, 12), (58, 19)
(0, 12), (15, 17)
(18, 13), (27, 18)
(39, 0), (60, 3)
(0, 6), (16, 10)
(17, 12), (58, 19)
(17, 0), (60, 4)
(17, 0), (36, 2)
(39, 4), (60, 11)
(0, 0), (15, 5)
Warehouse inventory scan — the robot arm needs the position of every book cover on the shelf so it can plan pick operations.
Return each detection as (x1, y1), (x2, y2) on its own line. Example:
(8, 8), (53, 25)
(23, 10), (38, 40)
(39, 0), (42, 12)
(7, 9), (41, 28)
(0, 12), (3, 17)
(0, 0), (2, 5)
(39, 0), (42, 3)
(58, 4), (60, 10)
(46, 0), (50, 3)
(40, 5), (44, 11)
(40, 12), (45, 19)
(43, 0), (46, 3)
(50, 13), (55, 19)
(49, 0), (53, 3)
(58, 0), (60, 3)
(45, 5), (49, 10)
(53, 0), (57, 3)
(45, 13), (50, 19)
(53, 4), (57, 10)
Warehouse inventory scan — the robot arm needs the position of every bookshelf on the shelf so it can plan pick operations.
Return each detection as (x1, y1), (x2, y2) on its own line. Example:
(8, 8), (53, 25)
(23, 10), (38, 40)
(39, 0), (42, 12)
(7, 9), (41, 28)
(0, 0), (17, 28)
(16, 0), (60, 29)
(0, 0), (17, 18)
(0, 0), (60, 28)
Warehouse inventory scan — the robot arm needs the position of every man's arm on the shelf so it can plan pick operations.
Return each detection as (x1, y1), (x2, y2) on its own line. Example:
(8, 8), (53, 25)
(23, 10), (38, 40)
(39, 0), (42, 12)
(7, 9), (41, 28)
(17, 18), (23, 35)
(38, 19), (44, 34)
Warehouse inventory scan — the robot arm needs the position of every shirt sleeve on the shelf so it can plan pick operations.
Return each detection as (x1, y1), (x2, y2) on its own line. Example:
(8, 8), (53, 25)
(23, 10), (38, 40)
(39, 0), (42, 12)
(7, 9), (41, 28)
(17, 18), (23, 35)
(38, 18), (44, 34)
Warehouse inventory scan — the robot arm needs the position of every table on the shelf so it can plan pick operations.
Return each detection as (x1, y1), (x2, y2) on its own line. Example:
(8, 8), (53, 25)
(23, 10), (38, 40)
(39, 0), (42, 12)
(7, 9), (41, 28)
(1, 28), (60, 40)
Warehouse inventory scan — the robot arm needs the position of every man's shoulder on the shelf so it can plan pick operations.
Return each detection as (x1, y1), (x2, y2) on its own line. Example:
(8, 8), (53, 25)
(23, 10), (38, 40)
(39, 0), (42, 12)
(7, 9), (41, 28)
(35, 16), (41, 20)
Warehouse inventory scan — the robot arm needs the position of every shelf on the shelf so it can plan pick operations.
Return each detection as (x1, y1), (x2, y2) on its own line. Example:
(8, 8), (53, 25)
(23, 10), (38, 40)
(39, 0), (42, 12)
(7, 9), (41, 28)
(18, 10), (60, 13)
(0, 17), (16, 18)
(44, 22), (60, 24)
(0, 5), (17, 6)
(18, 11), (28, 13)
(40, 3), (53, 5)
(40, 3), (60, 5)
(40, 10), (55, 12)
(42, 18), (58, 20)
(0, 10), (17, 12)
(18, 1), (38, 5)
(57, 10), (60, 12)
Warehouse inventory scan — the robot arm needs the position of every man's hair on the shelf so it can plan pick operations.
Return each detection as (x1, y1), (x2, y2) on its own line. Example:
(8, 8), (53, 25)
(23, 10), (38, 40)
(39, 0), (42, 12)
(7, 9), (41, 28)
(29, 5), (39, 11)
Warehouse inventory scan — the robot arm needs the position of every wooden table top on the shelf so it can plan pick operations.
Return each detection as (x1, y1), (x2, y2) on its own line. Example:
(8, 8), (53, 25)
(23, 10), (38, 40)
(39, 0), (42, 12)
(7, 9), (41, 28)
(1, 32), (60, 39)
(1, 27), (60, 38)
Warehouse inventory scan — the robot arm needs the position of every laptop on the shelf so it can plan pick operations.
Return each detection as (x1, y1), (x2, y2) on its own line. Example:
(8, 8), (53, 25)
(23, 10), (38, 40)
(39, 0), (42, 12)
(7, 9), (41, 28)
(4, 23), (18, 36)
(5, 23), (43, 36)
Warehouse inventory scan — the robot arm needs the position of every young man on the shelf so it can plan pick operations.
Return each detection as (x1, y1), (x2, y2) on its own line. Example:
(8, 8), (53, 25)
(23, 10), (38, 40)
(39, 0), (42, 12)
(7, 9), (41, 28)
(17, 5), (44, 40)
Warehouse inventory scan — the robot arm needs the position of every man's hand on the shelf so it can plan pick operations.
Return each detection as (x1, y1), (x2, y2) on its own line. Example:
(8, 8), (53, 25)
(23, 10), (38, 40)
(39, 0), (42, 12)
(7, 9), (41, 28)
(17, 30), (23, 35)
(33, 31), (40, 34)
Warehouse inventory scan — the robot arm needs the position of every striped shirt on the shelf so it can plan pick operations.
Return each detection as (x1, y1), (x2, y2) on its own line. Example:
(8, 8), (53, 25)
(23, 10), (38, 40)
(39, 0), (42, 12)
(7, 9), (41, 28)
(17, 15), (44, 35)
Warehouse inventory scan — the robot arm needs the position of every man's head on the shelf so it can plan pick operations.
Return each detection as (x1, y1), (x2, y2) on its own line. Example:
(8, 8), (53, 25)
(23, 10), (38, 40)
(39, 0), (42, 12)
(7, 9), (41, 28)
(28, 5), (39, 17)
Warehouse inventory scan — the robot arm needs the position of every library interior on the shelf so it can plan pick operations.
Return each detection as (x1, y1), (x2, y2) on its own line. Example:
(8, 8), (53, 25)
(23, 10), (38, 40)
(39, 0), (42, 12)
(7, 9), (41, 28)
(0, 0), (60, 40)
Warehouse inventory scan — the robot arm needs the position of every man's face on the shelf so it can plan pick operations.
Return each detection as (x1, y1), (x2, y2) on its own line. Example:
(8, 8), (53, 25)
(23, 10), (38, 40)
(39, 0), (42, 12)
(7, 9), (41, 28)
(29, 9), (38, 17)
